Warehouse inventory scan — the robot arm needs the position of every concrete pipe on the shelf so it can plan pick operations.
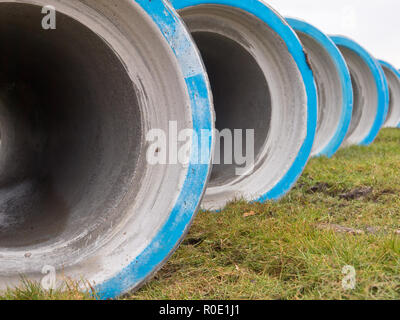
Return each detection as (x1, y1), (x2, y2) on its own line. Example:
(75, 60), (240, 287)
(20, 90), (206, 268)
(0, 0), (214, 299)
(379, 60), (400, 128)
(287, 19), (353, 158)
(331, 36), (389, 146)
(172, 0), (318, 211)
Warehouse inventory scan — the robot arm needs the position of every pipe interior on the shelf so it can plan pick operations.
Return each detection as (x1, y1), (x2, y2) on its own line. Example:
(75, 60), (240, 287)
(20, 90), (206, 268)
(381, 65), (400, 127)
(192, 32), (271, 187)
(0, 3), (142, 249)
(337, 46), (378, 145)
(295, 32), (342, 156)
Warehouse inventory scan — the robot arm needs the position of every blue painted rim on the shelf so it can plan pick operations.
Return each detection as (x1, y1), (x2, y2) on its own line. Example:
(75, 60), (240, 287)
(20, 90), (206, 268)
(379, 60), (400, 128)
(172, 0), (318, 202)
(331, 35), (389, 146)
(287, 18), (353, 158)
(96, 0), (214, 299)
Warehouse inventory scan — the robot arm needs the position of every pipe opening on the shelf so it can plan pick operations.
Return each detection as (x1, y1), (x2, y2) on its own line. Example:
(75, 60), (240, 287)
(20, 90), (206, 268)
(192, 32), (271, 187)
(337, 46), (378, 145)
(295, 32), (342, 156)
(381, 65), (400, 127)
(0, 3), (142, 249)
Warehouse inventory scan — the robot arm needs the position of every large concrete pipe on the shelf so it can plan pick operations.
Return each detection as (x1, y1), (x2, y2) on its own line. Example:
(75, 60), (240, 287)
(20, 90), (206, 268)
(0, 0), (214, 299)
(172, 0), (318, 211)
(379, 60), (400, 128)
(331, 36), (389, 146)
(287, 19), (353, 158)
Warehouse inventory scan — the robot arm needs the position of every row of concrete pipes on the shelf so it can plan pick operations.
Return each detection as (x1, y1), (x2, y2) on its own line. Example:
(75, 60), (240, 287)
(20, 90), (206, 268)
(0, 0), (398, 299)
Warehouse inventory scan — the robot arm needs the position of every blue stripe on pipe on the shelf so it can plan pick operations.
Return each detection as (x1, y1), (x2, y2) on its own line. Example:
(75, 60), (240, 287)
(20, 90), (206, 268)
(331, 35), (389, 146)
(399, 68), (400, 128)
(171, 0), (318, 202)
(95, 0), (214, 299)
(287, 18), (353, 158)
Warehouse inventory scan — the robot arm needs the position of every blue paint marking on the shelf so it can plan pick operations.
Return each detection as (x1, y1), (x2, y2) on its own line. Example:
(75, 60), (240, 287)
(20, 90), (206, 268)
(96, 0), (213, 299)
(379, 60), (400, 128)
(399, 69), (400, 127)
(398, 69), (400, 127)
(287, 18), (353, 158)
(331, 35), (389, 146)
(171, 0), (317, 202)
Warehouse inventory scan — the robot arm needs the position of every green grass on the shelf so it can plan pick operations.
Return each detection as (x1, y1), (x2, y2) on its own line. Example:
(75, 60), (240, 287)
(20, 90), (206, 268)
(2, 128), (400, 300)
(0, 278), (94, 300)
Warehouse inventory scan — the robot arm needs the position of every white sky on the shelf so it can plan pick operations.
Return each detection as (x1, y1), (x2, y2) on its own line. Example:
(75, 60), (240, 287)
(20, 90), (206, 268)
(266, 0), (400, 68)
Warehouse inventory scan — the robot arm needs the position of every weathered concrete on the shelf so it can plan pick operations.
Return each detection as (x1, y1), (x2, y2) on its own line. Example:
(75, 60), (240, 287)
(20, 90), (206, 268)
(379, 60), (400, 128)
(173, 0), (317, 211)
(331, 36), (389, 146)
(0, 0), (214, 299)
(287, 18), (353, 158)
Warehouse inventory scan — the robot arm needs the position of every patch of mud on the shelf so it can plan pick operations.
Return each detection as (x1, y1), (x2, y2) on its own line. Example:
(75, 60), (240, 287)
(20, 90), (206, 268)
(339, 187), (373, 200)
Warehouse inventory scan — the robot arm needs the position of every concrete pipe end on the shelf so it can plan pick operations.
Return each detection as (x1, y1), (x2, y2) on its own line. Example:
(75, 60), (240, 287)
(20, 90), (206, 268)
(287, 18), (353, 158)
(378, 60), (400, 128)
(173, 0), (317, 211)
(331, 35), (389, 147)
(0, 0), (214, 299)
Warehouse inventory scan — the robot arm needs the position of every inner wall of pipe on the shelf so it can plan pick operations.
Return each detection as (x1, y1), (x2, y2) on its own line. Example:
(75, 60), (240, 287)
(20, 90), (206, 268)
(381, 66), (400, 127)
(0, 3), (142, 249)
(296, 32), (342, 156)
(192, 32), (271, 187)
(337, 47), (378, 145)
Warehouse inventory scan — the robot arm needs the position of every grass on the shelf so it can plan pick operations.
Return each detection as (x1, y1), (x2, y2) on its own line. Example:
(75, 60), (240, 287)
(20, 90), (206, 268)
(0, 278), (94, 300)
(2, 128), (400, 300)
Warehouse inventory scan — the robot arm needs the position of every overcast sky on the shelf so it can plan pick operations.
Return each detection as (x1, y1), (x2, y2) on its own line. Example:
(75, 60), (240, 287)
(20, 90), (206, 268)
(266, 0), (400, 68)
